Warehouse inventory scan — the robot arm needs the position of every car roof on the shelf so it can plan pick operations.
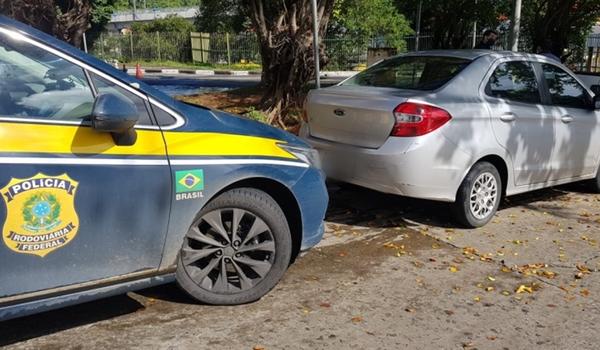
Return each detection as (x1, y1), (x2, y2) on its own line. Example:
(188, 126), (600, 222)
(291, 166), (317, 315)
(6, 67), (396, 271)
(401, 50), (552, 62)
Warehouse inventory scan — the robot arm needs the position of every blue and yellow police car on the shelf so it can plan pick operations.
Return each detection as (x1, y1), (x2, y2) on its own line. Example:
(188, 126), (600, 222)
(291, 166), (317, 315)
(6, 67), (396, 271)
(0, 16), (328, 320)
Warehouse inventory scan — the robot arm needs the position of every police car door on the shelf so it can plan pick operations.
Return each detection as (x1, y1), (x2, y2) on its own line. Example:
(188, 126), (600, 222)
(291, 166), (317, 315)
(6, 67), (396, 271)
(0, 29), (171, 300)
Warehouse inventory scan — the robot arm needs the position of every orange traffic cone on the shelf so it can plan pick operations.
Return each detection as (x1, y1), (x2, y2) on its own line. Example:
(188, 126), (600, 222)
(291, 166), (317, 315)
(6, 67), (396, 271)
(135, 63), (144, 79)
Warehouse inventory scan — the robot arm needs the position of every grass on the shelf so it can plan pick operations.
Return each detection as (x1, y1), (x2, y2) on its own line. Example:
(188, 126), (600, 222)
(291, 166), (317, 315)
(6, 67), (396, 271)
(120, 60), (262, 71)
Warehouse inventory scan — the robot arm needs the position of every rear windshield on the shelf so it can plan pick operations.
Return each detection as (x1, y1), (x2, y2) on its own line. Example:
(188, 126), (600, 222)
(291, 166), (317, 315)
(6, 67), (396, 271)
(342, 56), (471, 91)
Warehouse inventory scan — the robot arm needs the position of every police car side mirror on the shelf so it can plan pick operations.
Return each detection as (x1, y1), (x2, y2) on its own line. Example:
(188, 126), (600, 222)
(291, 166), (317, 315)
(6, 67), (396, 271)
(91, 93), (139, 146)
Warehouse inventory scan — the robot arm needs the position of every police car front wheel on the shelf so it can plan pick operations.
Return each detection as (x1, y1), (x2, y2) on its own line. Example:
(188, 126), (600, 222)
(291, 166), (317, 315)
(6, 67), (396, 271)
(176, 187), (292, 304)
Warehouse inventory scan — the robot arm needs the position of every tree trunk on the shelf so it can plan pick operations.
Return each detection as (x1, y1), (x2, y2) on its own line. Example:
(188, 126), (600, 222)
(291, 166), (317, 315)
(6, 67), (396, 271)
(55, 0), (93, 48)
(0, 0), (92, 49)
(244, 0), (335, 126)
(0, 0), (56, 35)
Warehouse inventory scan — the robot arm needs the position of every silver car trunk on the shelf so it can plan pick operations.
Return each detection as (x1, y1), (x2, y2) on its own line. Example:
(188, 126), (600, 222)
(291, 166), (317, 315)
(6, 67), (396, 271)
(307, 85), (421, 149)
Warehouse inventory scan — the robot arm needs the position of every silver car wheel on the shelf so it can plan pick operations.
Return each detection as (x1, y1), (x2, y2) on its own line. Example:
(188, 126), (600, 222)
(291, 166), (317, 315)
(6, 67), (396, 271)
(181, 208), (276, 294)
(469, 172), (498, 220)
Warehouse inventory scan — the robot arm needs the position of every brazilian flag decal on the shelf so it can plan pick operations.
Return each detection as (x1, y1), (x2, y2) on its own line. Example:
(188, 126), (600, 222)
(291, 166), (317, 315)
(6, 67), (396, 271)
(175, 169), (204, 193)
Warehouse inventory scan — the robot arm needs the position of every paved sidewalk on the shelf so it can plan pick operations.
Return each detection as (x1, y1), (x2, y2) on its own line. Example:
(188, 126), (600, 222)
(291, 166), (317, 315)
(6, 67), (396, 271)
(2, 183), (599, 349)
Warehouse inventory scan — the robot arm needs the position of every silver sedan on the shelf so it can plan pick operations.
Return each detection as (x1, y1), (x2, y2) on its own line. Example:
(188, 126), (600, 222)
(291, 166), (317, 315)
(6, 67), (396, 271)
(301, 50), (600, 227)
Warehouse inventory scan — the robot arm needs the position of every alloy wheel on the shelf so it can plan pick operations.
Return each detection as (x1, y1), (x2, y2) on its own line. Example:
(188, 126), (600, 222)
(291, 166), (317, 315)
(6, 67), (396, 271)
(469, 172), (498, 220)
(181, 208), (276, 293)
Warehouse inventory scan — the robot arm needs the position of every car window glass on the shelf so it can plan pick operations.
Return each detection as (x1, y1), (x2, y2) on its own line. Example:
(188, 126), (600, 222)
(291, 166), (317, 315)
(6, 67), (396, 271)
(151, 104), (177, 126)
(541, 64), (589, 109)
(90, 73), (153, 125)
(0, 33), (94, 120)
(343, 56), (471, 91)
(486, 61), (540, 104)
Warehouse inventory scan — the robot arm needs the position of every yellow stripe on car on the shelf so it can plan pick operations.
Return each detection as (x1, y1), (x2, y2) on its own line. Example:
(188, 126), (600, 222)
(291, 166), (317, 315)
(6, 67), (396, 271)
(0, 122), (294, 159)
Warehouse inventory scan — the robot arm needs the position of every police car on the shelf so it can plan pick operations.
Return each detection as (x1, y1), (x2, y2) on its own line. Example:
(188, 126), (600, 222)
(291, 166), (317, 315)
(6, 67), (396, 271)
(0, 16), (328, 320)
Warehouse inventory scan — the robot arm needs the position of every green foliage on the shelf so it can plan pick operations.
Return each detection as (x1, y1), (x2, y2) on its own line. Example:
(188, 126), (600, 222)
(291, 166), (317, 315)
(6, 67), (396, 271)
(244, 107), (267, 123)
(95, 31), (192, 62)
(395, 0), (507, 49)
(331, 0), (413, 50)
(195, 0), (248, 33)
(519, 0), (600, 62)
(131, 15), (194, 33)
(114, 0), (200, 10)
(88, 0), (120, 45)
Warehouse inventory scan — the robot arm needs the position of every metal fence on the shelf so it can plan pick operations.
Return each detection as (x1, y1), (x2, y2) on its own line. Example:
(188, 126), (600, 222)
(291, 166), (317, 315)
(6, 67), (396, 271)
(93, 32), (193, 63)
(581, 34), (600, 73)
(91, 31), (512, 70)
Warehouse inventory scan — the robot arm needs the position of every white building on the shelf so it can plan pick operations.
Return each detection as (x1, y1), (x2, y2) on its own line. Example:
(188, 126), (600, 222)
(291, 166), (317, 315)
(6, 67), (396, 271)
(106, 7), (198, 33)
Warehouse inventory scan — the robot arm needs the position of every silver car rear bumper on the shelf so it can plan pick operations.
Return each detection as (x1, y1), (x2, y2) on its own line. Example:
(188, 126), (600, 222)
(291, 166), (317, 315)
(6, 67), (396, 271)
(303, 128), (473, 202)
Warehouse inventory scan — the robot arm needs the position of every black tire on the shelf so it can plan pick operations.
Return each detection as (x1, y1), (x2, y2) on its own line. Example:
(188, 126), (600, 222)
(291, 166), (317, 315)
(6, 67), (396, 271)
(453, 162), (502, 228)
(590, 166), (600, 193)
(176, 188), (292, 305)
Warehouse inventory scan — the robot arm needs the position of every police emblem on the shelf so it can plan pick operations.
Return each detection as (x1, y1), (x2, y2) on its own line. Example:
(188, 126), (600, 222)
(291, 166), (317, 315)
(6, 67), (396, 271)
(1, 173), (79, 257)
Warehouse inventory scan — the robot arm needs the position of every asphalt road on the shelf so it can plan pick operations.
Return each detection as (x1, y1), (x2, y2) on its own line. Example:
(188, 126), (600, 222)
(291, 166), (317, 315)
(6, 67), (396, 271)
(141, 74), (262, 89)
(2, 182), (599, 350)
(139, 73), (345, 96)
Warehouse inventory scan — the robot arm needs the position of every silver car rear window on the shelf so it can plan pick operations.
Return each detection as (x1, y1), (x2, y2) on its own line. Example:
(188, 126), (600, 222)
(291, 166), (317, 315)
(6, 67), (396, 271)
(343, 56), (471, 91)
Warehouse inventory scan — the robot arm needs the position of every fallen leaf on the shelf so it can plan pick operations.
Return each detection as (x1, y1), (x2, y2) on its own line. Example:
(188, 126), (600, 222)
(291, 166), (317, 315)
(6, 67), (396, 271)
(487, 276), (496, 281)
(576, 264), (591, 274)
(540, 270), (557, 279)
(580, 289), (590, 297)
(501, 290), (511, 296)
(351, 316), (364, 324)
(319, 302), (331, 308)
(452, 257), (464, 264)
(463, 247), (477, 255)
(485, 286), (495, 292)
(449, 265), (459, 273)
(515, 285), (533, 294)
(253, 346), (266, 350)
(473, 296), (481, 302)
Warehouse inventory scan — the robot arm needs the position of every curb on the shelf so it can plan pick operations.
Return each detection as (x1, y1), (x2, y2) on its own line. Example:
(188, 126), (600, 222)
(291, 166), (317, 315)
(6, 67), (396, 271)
(126, 67), (355, 79)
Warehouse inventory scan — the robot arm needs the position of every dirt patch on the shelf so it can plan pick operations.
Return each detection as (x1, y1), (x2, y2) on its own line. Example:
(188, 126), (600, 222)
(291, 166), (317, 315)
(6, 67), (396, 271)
(177, 86), (304, 133)
(177, 86), (263, 115)
(291, 227), (450, 280)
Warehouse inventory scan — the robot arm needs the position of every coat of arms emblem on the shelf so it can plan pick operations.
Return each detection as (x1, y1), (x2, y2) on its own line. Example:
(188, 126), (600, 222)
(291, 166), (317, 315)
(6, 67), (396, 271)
(1, 173), (79, 257)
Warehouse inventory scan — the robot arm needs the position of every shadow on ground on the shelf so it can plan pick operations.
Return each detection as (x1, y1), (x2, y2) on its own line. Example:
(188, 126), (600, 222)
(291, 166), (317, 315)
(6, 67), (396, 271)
(325, 180), (591, 229)
(0, 295), (144, 346)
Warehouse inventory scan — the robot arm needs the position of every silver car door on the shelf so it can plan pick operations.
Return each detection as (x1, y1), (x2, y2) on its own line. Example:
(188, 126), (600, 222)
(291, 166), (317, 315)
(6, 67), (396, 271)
(540, 63), (600, 180)
(484, 59), (557, 186)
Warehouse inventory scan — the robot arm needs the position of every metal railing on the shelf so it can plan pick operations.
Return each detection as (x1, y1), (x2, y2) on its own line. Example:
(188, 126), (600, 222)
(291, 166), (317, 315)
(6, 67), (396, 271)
(91, 31), (513, 70)
(93, 31), (193, 64)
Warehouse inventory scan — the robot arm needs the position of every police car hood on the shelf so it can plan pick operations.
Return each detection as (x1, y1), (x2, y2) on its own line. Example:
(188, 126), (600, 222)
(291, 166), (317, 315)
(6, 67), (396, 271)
(176, 102), (310, 148)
